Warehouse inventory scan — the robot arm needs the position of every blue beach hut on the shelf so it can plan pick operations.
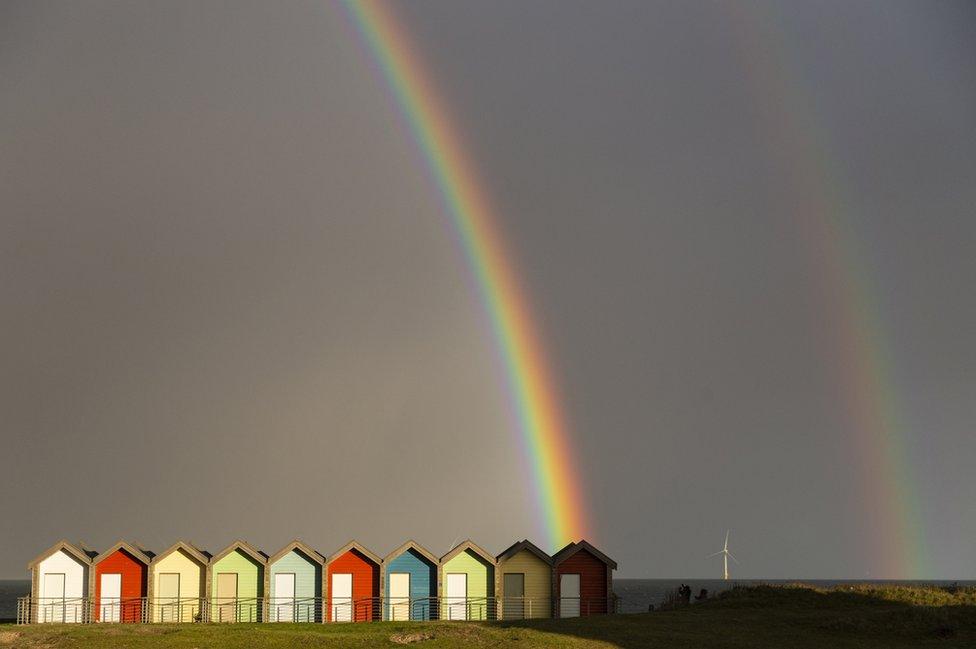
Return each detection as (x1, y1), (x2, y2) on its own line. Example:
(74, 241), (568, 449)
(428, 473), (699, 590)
(382, 541), (439, 621)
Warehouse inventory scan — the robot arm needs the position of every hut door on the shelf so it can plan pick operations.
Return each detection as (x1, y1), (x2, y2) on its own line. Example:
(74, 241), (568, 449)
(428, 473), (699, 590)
(503, 573), (525, 620)
(273, 573), (295, 622)
(560, 574), (580, 618)
(158, 573), (180, 622)
(100, 573), (122, 622)
(389, 573), (410, 621)
(446, 573), (467, 620)
(331, 573), (353, 622)
(216, 573), (238, 623)
(42, 573), (65, 623)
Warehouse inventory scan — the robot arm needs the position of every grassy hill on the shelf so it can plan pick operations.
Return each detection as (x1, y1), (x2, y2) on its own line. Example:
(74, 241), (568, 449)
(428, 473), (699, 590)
(3, 584), (975, 648)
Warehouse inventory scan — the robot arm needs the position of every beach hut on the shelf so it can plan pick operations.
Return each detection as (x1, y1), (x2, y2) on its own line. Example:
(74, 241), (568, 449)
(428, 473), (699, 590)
(27, 540), (95, 623)
(382, 540), (438, 621)
(325, 541), (381, 622)
(91, 541), (153, 623)
(495, 539), (553, 620)
(552, 540), (617, 618)
(266, 540), (325, 623)
(209, 540), (267, 622)
(439, 540), (496, 621)
(149, 541), (210, 623)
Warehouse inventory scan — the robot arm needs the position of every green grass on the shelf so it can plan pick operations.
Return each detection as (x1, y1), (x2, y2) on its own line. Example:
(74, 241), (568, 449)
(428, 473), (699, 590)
(3, 584), (975, 648)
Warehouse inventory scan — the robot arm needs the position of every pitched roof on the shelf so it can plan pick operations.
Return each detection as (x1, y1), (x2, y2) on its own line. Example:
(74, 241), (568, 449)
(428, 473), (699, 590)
(383, 540), (439, 567)
(152, 540), (210, 567)
(552, 540), (617, 570)
(496, 539), (553, 565)
(327, 540), (381, 566)
(440, 539), (496, 566)
(93, 540), (154, 566)
(267, 539), (325, 566)
(27, 539), (94, 570)
(211, 539), (268, 565)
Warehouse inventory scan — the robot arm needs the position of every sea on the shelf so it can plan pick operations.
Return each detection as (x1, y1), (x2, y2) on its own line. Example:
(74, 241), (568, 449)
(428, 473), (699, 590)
(3, 578), (974, 621)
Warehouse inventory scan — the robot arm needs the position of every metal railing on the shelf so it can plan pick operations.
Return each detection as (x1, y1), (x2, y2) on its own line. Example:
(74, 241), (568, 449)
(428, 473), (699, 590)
(17, 595), (619, 625)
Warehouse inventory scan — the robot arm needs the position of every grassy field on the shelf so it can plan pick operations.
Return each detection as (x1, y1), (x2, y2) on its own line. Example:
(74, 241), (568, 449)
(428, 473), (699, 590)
(3, 584), (975, 648)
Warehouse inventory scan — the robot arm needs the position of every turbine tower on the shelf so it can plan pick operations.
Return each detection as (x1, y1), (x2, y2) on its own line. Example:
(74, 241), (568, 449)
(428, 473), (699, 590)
(708, 530), (739, 580)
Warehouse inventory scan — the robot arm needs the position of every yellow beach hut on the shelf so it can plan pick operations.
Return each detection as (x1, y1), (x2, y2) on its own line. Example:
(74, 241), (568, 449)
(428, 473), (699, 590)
(149, 541), (210, 622)
(495, 539), (553, 619)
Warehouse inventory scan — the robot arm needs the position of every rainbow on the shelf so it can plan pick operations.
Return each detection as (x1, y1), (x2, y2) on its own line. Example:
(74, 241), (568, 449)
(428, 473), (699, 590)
(725, 4), (928, 577)
(340, 0), (588, 551)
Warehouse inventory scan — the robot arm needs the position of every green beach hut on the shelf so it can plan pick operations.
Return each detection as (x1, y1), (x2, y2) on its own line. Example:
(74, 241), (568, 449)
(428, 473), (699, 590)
(438, 540), (496, 621)
(265, 540), (325, 623)
(209, 540), (267, 623)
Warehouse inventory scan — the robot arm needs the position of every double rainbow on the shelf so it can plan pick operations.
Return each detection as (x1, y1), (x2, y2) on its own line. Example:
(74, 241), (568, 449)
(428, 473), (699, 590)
(726, 3), (928, 577)
(341, 0), (588, 551)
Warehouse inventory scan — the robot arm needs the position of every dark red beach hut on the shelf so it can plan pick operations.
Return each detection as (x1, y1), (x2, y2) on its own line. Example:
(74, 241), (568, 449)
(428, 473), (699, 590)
(91, 540), (153, 623)
(325, 541), (381, 622)
(552, 540), (616, 618)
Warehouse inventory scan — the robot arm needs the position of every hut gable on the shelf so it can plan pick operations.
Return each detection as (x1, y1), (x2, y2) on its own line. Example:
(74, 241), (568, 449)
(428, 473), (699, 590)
(211, 540), (267, 566)
(439, 539), (496, 566)
(497, 539), (553, 565)
(267, 539), (325, 567)
(153, 541), (210, 567)
(383, 540), (439, 567)
(28, 540), (93, 572)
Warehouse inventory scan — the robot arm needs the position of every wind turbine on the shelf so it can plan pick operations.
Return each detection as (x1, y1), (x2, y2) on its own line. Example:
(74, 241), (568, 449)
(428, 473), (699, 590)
(708, 530), (739, 580)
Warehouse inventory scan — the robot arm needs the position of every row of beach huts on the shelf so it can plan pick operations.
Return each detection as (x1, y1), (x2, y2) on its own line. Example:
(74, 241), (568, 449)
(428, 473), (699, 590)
(20, 538), (616, 624)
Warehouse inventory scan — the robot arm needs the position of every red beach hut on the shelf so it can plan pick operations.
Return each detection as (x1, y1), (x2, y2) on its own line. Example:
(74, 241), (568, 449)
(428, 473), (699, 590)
(91, 541), (153, 623)
(552, 540), (616, 618)
(325, 541), (381, 622)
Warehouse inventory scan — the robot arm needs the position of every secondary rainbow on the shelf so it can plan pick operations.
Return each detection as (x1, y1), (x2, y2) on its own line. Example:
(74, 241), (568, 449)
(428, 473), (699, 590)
(726, 4), (928, 577)
(340, 0), (589, 550)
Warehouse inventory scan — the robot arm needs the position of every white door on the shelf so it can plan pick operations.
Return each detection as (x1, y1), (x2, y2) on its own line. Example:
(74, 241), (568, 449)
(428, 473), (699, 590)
(100, 573), (122, 622)
(446, 573), (467, 621)
(42, 573), (65, 623)
(273, 573), (296, 622)
(560, 574), (580, 618)
(389, 573), (410, 621)
(331, 573), (353, 622)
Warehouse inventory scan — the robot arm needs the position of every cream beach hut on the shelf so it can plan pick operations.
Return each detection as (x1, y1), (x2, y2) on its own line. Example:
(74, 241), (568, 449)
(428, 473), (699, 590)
(149, 541), (210, 622)
(496, 539), (553, 619)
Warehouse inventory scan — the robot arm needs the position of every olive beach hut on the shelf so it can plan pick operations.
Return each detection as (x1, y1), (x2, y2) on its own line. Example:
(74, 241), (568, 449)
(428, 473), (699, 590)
(439, 540), (496, 621)
(325, 541), (381, 622)
(265, 540), (325, 623)
(552, 540), (616, 618)
(209, 540), (267, 622)
(91, 541), (153, 623)
(495, 539), (553, 620)
(382, 540), (438, 621)
(149, 541), (210, 622)
(27, 540), (96, 623)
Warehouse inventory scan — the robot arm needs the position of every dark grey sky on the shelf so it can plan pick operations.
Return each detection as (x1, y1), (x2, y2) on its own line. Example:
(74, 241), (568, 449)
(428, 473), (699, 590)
(2, 0), (974, 579)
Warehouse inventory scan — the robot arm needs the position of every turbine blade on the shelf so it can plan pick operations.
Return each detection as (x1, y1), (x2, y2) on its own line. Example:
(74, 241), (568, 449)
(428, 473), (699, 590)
(727, 551), (740, 564)
(707, 551), (723, 558)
